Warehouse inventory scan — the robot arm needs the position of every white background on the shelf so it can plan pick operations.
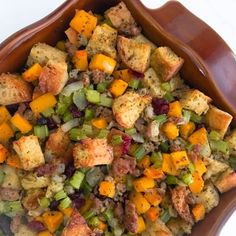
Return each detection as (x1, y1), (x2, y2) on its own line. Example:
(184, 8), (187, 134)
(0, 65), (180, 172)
(0, 1), (235, 235)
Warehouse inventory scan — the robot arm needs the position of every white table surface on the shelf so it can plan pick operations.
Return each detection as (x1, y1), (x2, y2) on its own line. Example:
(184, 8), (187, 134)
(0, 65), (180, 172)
(0, 1), (235, 235)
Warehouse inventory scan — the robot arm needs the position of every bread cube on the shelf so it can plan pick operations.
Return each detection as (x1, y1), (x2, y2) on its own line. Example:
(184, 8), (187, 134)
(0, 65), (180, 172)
(13, 135), (45, 171)
(150, 47), (184, 81)
(226, 129), (236, 155)
(86, 24), (117, 58)
(205, 106), (232, 137)
(180, 89), (212, 115)
(117, 36), (151, 73)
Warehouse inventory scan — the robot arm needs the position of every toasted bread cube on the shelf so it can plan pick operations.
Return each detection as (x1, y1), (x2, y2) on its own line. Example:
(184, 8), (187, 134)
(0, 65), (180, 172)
(70, 10), (97, 38)
(27, 43), (67, 67)
(133, 34), (157, 52)
(38, 60), (68, 95)
(13, 135), (45, 171)
(214, 170), (236, 193)
(105, 2), (137, 33)
(180, 89), (212, 115)
(150, 46), (184, 81)
(195, 183), (219, 213)
(15, 225), (37, 236)
(0, 73), (32, 106)
(86, 24), (117, 58)
(112, 91), (152, 129)
(205, 106), (232, 137)
(73, 138), (113, 168)
(45, 128), (70, 160)
(62, 210), (93, 236)
(226, 129), (236, 155)
(142, 68), (165, 97)
(117, 36), (151, 73)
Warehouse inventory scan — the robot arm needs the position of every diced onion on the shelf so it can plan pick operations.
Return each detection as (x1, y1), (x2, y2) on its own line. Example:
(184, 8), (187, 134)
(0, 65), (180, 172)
(61, 81), (84, 97)
(61, 118), (79, 133)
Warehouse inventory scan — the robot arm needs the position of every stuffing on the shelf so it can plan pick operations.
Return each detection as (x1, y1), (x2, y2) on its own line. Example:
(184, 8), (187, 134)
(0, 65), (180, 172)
(112, 91), (152, 129)
(195, 183), (219, 213)
(214, 169), (236, 193)
(226, 129), (236, 155)
(86, 24), (117, 58)
(203, 157), (229, 180)
(62, 210), (93, 236)
(45, 128), (70, 161)
(133, 34), (157, 51)
(167, 218), (192, 236)
(13, 135), (45, 171)
(150, 47), (184, 81)
(1, 165), (21, 190)
(21, 173), (50, 190)
(205, 106), (232, 137)
(26, 43), (67, 67)
(0, 73), (32, 105)
(180, 89), (212, 115)
(46, 179), (64, 198)
(105, 2), (140, 36)
(142, 68), (165, 97)
(15, 224), (36, 236)
(169, 74), (186, 92)
(38, 60), (68, 95)
(117, 36), (151, 73)
(73, 138), (114, 168)
(142, 219), (173, 236)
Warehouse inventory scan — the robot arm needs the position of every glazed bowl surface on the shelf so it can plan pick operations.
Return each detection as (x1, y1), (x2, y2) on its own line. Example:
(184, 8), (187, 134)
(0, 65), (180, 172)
(0, 0), (236, 235)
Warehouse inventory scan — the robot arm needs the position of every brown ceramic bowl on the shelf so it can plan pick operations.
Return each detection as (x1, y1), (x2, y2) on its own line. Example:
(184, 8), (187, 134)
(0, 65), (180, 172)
(0, 0), (236, 235)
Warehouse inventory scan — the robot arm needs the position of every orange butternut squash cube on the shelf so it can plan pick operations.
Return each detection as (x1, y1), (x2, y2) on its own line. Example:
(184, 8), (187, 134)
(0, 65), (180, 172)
(22, 63), (43, 82)
(168, 101), (182, 117)
(136, 216), (146, 234)
(113, 69), (133, 82)
(143, 167), (165, 180)
(144, 189), (162, 206)
(91, 118), (108, 129)
(0, 144), (8, 163)
(133, 177), (155, 192)
(109, 79), (128, 97)
(130, 191), (150, 214)
(38, 231), (53, 236)
(11, 113), (32, 133)
(0, 106), (11, 125)
(145, 207), (159, 222)
(30, 93), (57, 114)
(162, 121), (179, 140)
(99, 181), (115, 198)
(89, 54), (117, 74)
(180, 121), (196, 140)
(192, 203), (205, 222)
(170, 151), (190, 170)
(72, 50), (88, 71)
(70, 10), (97, 38)
(195, 159), (207, 176)
(42, 211), (64, 233)
(137, 155), (151, 169)
(188, 127), (208, 145)
(59, 206), (73, 217)
(189, 171), (204, 194)
(162, 153), (179, 176)
(0, 122), (14, 143)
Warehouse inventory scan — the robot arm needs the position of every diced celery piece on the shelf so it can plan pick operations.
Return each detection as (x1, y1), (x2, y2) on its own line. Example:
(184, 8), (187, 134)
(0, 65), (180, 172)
(83, 209), (96, 220)
(164, 92), (174, 102)
(85, 109), (95, 121)
(0, 170), (5, 185)
(86, 90), (100, 104)
(97, 82), (109, 93)
(161, 82), (171, 92)
(97, 129), (109, 138)
(125, 128), (137, 135)
(128, 79), (140, 89)
(59, 197), (72, 209)
(34, 125), (49, 139)
(209, 130), (221, 141)
(151, 152), (162, 168)
(63, 111), (73, 122)
(210, 140), (228, 154)
(166, 175), (178, 185)
(82, 124), (93, 136)
(133, 145), (146, 160)
(160, 208), (171, 223)
(154, 114), (167, 125)
(41, 108), (54, 117)
(89, 216), (100, 227)
(181, 173), (193, 185)
(111, 135), (123, 145)
(99, 95), (113, 108)
(190, 112), (202, 123)
(159, 142), (169, 152)
(54, 190), (67, 201)
(183, 110), (191, 123)
(70, 171), (85, 189)
(39, 197), (50, 208)
(229, 156), (236, 170)
(188, 163), (196, 173)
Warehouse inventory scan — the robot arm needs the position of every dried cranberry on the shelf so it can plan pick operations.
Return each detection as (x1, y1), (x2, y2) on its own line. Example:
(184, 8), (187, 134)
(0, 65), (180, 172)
(152, 98), (169, 115)
(122, 135), (132, 155)
(47, 118), (57, 130)
(71, 197), (85, 209)
(49, 200), (59, 211)
(28, 220), (46, 232)
(196, 123), (205, 130)
(65, 163), (76, 178)
(70, 105), (81, 118)
(6, 104), (19, 115)
(128, 69), (144, 79)
(37, 117), (48, 125)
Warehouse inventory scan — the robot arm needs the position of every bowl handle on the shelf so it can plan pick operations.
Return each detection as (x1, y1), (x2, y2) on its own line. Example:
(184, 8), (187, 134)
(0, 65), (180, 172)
(128, 0), (236, 125)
